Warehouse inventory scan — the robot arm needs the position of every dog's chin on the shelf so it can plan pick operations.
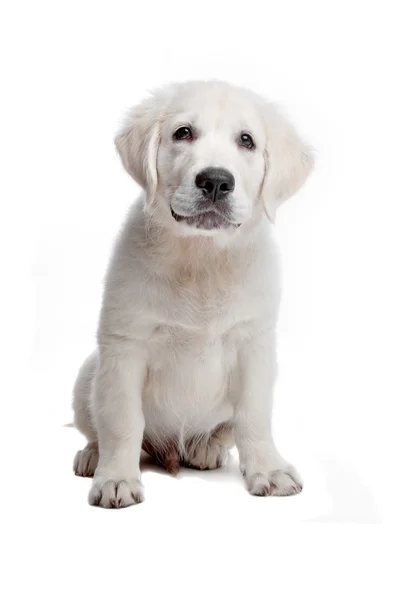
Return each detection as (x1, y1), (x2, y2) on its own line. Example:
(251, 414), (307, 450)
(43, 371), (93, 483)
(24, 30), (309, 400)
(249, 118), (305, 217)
(170, 208), (240, 231)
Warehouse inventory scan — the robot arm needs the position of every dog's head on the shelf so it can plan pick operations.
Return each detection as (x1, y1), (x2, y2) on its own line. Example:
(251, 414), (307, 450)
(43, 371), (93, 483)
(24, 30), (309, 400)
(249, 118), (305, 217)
(115, 81), (314, 237)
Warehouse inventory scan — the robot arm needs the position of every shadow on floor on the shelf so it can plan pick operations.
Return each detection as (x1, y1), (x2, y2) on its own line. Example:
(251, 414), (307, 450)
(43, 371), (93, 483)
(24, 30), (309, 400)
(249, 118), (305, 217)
(305, 454), (381, 524)
(140, 451), (244, 487)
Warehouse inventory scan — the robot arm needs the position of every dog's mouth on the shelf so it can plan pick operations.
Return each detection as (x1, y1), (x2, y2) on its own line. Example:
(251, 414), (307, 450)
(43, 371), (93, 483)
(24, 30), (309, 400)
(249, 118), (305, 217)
(170, 208), (240, 230)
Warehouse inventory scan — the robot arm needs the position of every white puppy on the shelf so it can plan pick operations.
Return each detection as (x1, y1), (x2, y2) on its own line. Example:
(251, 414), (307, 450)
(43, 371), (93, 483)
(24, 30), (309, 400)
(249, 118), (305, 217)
(72, 80), (314, 508)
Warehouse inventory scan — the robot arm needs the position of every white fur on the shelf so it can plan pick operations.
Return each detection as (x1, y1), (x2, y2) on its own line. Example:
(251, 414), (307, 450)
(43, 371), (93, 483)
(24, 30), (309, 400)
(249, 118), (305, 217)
(72, 80), (314, 508)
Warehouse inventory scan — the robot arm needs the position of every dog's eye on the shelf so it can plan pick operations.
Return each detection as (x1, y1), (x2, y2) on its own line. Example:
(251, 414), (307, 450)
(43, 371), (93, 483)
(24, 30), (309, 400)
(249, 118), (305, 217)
(238, 133), (255, 150)
(173, 126), (193, 141)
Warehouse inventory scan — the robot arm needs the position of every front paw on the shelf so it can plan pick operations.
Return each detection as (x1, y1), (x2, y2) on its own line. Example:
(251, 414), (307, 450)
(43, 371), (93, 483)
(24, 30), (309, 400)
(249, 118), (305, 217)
(88, 476), (144, 508)
(246, 463), (303, 497)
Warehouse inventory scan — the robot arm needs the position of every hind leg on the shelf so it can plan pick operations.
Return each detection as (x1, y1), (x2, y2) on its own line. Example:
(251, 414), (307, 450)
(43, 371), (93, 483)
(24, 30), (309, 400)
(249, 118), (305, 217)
(185, 423), (234, 470)
(72, 351), (99, 476)
(73, 441), (99, 477)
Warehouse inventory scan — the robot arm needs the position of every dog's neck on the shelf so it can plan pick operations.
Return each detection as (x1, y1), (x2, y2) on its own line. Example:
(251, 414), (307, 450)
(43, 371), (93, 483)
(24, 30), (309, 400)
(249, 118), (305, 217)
(129, 204), (266, 291)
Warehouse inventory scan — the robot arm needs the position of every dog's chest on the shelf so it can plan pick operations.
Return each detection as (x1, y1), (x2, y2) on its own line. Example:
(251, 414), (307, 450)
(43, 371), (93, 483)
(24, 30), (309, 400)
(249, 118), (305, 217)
(143, 325), (239, 434)
(142, 276), (257, 432)
(147, 280), (249, 376)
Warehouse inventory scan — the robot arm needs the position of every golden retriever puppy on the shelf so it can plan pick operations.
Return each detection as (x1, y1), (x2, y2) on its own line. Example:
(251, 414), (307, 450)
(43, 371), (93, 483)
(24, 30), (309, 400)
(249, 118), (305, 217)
(72, 81), (314, 508)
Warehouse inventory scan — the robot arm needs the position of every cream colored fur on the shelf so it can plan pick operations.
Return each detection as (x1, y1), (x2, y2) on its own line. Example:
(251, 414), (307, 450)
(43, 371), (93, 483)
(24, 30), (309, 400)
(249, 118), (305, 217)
(72, 80), (314, 508)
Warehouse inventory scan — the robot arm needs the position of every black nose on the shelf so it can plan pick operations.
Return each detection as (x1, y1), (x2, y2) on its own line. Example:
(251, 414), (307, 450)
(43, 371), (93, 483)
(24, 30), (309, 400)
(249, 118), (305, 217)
(195, 168), (235, 201)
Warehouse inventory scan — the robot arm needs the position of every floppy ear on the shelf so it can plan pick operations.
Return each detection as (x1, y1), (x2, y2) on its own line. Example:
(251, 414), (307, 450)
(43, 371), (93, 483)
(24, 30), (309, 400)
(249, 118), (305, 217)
(261, 105), (314, 223)
(115, 94), (163, 204)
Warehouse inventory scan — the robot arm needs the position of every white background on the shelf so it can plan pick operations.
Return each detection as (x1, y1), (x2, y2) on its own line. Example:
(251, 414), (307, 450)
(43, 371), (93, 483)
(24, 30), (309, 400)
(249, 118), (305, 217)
(1, 1), (398, 598)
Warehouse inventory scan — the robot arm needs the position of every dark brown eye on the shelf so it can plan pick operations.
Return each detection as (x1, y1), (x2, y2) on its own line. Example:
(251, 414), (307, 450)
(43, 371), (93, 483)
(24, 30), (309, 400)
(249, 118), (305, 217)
(238, 133), (255, 150)
(173, 126), (193, 141)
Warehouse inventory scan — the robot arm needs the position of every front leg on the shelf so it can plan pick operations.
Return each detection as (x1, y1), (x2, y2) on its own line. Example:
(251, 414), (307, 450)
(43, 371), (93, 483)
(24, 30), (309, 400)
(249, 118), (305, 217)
(89, 341), (146, 508)
(234, 330), (303, 497)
